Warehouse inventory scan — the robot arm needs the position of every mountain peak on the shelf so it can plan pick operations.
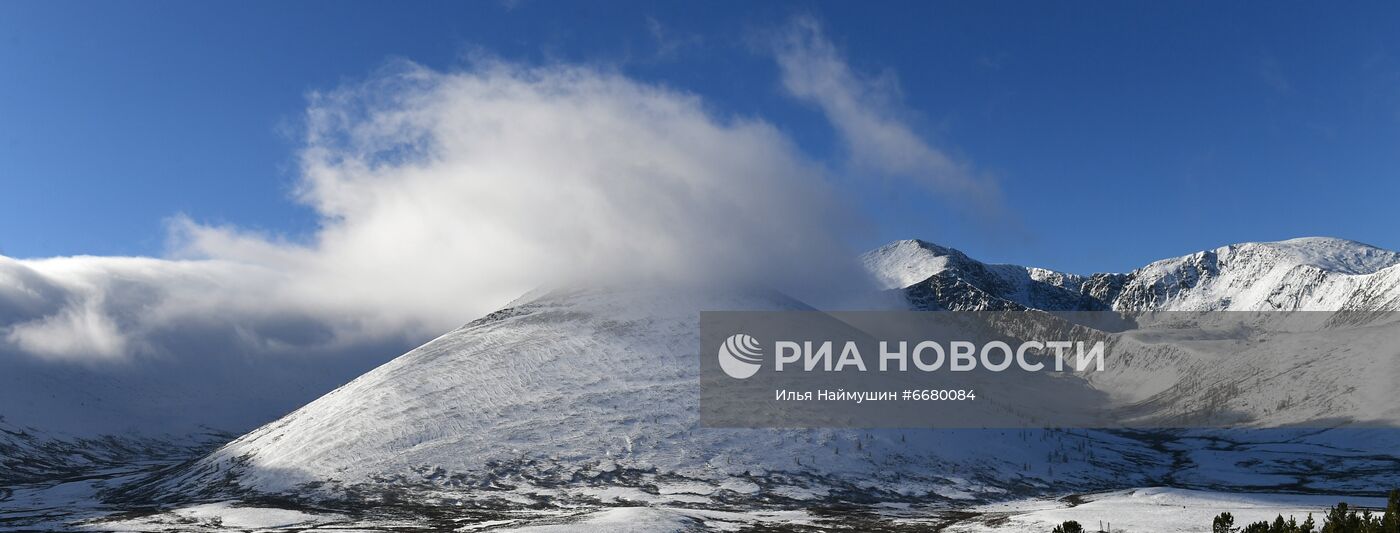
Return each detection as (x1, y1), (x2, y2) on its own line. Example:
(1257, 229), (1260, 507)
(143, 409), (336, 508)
(861, 239), (969, 290)
(871, 239), (964, 257)
(1213, 237), (1400, 275)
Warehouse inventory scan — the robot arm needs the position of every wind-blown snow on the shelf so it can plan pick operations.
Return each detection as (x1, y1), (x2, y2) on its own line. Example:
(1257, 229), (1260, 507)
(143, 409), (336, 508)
(861, 240), (957, 290)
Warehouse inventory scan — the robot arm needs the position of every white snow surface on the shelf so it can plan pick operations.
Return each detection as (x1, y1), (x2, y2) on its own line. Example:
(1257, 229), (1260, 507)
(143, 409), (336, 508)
(861, 239), (958, 290)
(154, 287), (1159, 500)
(1119, 237), (1400, 311)
(83, 501), (341, 532)
(943, 487), (1388, 533)
(490, 507), (699, 533)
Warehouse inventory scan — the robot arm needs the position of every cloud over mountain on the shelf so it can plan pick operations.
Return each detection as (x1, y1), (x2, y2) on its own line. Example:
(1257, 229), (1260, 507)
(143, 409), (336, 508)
(3, 21), (963, 366)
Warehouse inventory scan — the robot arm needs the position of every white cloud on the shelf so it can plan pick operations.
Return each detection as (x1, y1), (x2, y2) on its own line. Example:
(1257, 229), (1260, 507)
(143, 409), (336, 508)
(0, 256), (333, 363)
(1, 21), (997, 381)
(773, 16), (1002, 210)
(7, 297), (126, 360)
(3, 58), (871, 366)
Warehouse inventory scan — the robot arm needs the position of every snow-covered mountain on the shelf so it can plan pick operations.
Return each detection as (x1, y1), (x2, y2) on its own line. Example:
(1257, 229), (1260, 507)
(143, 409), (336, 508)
(120, 237), (1400, 514)
(135, 287), (1157, 507)
(863, 237), (1400, 312)
(862, 239), (1109, 311)
(865, 236), (1400, 430)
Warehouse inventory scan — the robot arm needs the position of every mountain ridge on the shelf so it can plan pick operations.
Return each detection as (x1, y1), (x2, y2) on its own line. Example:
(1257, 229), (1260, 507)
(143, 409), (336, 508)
(863, 236), (1400, 312)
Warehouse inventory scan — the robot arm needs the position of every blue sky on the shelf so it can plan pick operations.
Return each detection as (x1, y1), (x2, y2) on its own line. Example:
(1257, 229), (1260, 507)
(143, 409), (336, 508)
(2, 1), (1398, 274)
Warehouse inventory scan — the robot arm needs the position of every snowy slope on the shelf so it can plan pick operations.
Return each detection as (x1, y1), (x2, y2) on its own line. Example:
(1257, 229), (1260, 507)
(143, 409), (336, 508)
(862, 239), (963, 290)
(141, 287), (1159, 505)
(1109, 238), (1400, 311)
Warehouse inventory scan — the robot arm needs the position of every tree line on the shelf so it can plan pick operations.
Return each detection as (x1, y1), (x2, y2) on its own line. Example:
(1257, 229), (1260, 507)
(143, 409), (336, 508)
(1048, 489), (1400, 533)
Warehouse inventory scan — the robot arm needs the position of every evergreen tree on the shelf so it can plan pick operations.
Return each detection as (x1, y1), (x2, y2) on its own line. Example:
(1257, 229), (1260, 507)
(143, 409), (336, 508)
(1216, 512), (1238, 533)
(1321, 502), (1352, 533)
(1382, 489), (1400, 533)
(1242, 520), (1270, 533)
(1320, 502), (1384, 533)
(1052, 520), (1084, 533)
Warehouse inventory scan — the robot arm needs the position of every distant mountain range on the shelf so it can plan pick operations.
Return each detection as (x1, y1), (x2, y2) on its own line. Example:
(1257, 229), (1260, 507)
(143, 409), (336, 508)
(863, 237), (1400, 312)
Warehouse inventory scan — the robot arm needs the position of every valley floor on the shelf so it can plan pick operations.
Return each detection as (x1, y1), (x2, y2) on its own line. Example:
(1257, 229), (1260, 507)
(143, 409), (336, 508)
(3, 480), (1389, 533)
(4, 427), (1397, 532)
